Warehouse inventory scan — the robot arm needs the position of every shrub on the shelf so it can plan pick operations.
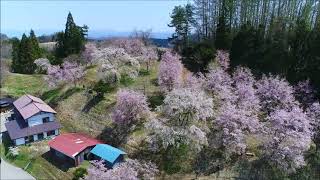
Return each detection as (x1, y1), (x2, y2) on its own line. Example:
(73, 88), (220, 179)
(120, 74), (135, 86)
(139, 69), (150, 76)
(147, 94), (164, 109)
(181, 41), (216, 73)
(163, 144), (190, 174)
(93, 80), (117, 97)
(73, 167), (88, 180)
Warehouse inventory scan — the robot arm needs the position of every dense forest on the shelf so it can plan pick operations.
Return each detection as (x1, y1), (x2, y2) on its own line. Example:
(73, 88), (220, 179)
(169, 0), (320, 97)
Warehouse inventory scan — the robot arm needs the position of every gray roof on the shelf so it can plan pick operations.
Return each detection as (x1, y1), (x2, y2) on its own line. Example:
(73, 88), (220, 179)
(5, 117), (61, 139)
(13, 95), (56, 120)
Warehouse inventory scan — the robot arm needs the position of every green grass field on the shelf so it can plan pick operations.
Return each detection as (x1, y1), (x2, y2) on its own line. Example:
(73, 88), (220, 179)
(1, 72), (48, 98)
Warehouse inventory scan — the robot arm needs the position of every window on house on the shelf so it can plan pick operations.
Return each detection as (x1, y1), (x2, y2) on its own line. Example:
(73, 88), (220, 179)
(38, 133), (44, 140)
(47, 130), (55, 136)
(43, 117), (50, 123)
(25, 136), (34, 142)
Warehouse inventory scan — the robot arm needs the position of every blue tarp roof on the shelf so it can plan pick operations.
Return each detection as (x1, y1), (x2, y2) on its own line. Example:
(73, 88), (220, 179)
(90, 144), (126, 163)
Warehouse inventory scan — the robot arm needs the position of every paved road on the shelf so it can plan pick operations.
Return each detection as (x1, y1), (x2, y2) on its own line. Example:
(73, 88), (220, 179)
(0, 158), (35, 180)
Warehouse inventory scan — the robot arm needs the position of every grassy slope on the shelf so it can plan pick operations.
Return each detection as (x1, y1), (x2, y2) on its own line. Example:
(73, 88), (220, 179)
(0, 61), (236, 179)
(0, 72), (48, 98)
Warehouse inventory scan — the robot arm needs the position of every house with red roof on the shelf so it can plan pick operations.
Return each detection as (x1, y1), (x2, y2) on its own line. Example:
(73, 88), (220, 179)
(5, 94), (61, 145)
(48, 133), (102, 166)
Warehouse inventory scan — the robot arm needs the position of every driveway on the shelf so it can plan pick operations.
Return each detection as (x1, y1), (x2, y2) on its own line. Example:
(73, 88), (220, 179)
(0, 158), (35, 180)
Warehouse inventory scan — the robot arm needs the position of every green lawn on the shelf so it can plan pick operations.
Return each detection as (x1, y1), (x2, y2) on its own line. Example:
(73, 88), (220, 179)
(1, 72), (48, 98)
(126, 61), (160, 96)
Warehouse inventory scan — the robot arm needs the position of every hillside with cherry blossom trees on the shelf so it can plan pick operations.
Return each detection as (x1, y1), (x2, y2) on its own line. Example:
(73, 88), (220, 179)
(1, 35), (319, 179)
(1, 3), (319, 178)
(27, 36), (320, 179)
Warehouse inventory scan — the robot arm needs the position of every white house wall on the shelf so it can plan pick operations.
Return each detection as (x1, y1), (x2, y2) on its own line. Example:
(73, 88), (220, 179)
(27, 112), (55, 127)
(33, 134), (38, 141)
(15, 138), (25, 145)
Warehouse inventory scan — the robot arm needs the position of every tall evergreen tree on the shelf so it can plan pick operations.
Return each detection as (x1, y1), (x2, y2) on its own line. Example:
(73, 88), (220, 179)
(29, 29), (42, 62)
(11, 31), (42, 74)
(53, 31), (66, 65)
(18, 33), (34, 73)
(215, 16), (231, 50)
(262, 20), (289, 76)
(230, 23), (256, 69)
(55, 12), (87, 62)
(169, 5), (188, 52)
(11, 38), (21, 73)
(230, 23), (266, 75)
(287, 17), (312, 82)
(306, 15), (320, 96)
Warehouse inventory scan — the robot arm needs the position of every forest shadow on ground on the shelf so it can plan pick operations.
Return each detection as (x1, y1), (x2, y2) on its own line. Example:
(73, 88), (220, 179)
(96, 124), (131, 147)
(82, 95), (104, 113)
(41, 87), (81, 108)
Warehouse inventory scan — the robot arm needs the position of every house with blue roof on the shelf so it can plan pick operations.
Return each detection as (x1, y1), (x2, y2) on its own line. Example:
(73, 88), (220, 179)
(90, 144), (126, 168)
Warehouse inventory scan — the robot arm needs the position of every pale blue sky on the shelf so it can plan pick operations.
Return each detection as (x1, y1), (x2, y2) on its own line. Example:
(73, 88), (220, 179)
(1, 0), (188, 38)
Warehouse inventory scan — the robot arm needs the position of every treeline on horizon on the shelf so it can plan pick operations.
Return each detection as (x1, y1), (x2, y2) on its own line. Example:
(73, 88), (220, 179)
(169, 0), (320, 96)
(9, 12), (88, 73)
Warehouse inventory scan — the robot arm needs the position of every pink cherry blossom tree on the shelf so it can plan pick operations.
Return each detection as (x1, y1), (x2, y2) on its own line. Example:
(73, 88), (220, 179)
(46, 65), (63, 87)
(184, 72), (205, 90)
(207, 66), (261, 157)
(146, 88), (212, 152)
(45, 61), (85, 87)
(34, 58), (51, 73)
(306, 102), (320, 145)
(216, 50), (230, 70)
(205, 67), (235, 103)
(146, 117), (209, 152)
(232, 66), (260, 113)
(158, 51), (183, 92)
(256, 75), (297, 113)
(262, 106), (312, 173)
(139, 47), (157, 71)
(294, 79), (317, 107)
(85, 159), (158, 180)
(63, 61), (85, 86)
(86, 160), (138, 180)
(82, 43), (96, 66)
(112, 89), (150, 126)
(215, 102), (260, 156)
(160, 88), (214, 124)
(111, 38), (146, 57)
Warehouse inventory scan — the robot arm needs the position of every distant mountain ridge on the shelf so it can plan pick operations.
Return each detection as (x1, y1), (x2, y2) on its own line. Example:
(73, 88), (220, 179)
(1, 32), (171, 47)
(3, 30), (172, 39)
(150, 38), (170, 47)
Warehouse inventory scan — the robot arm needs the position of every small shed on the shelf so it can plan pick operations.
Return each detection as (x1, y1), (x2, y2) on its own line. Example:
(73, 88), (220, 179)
(90, 144), (126, 168)
(48, 133), (102, 166)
